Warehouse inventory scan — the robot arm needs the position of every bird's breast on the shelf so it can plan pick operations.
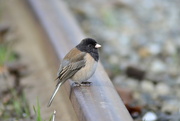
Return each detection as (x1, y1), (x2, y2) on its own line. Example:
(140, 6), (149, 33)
(71, 53), (97, 82)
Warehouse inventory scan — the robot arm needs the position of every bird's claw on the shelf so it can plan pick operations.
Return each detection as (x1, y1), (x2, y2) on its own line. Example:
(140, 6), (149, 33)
(72, 82), (81, 87)
(81, 81), (92, 86)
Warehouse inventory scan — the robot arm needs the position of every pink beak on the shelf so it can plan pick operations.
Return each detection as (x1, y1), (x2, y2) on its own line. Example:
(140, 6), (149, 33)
(95, 44), (101, 48)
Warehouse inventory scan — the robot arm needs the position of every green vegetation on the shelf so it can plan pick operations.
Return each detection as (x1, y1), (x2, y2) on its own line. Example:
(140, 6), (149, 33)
(0, 88), (31, 120)
(33, 99), (42, 121)
(0, 44), (17, 66)
(33, 99), (53, 121)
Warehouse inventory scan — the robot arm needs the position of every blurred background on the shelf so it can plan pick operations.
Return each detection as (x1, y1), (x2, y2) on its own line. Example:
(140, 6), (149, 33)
(0, 0), (180, 120)
(64, 0), (180, 120)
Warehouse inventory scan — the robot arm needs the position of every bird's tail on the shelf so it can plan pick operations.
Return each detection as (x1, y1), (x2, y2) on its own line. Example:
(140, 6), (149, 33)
(47, 79), (65, 107)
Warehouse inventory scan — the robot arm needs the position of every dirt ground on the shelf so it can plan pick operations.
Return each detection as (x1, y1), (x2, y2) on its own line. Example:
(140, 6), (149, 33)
(0, 0), (78, 120)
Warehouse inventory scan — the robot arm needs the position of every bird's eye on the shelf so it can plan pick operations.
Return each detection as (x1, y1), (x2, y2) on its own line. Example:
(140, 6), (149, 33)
(88, 44), (92, 47)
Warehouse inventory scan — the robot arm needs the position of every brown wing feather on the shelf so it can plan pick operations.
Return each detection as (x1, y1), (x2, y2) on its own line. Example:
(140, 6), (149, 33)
(56, 48), (86, 85)
(58, 60), (85, 80)
(48, 48), (86, 107)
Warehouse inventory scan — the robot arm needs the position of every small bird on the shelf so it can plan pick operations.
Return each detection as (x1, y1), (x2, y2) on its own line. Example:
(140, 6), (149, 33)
(48, 38), (101, 107)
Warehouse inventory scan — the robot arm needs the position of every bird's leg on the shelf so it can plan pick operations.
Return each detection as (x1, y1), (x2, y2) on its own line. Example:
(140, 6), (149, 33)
(72, 82), (81, 87)
(81, 81), (92, 86)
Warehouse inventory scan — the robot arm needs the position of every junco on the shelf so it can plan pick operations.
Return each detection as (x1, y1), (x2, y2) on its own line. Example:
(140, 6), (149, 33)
(48, 38), (101, 107)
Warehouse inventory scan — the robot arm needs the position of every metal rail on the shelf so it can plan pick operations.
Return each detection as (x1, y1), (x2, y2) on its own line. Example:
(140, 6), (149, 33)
(27, 0), (133, 121)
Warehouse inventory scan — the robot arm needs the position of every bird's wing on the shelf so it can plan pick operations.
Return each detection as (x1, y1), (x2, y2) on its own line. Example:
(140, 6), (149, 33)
(57, 59), (86, 82)
(57, 50), (86, 82)
(48, 50), (86, 107)
(56, 48), (86, 76)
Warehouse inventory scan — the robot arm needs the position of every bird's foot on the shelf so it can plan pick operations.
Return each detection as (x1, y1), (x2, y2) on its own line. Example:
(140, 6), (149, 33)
(80, 81), (92, 86)
(72, 82), (81, 87)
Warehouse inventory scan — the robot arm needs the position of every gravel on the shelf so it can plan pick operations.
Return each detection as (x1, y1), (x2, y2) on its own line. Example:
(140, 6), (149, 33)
(64, 0), (180, 120)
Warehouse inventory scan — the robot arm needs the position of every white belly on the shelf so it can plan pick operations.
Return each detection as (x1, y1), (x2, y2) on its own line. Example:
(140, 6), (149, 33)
(71, 54), (97, 82)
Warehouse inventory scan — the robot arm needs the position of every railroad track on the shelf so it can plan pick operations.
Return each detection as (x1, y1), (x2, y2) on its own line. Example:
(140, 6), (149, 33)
(5, 0), (133, 120)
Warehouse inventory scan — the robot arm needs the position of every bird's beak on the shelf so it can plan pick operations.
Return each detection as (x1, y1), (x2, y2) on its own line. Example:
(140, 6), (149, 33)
(95, 43), (101, 48)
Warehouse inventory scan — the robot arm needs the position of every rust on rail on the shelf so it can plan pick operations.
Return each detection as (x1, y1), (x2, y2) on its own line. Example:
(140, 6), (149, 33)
(27, 0), (133, 121)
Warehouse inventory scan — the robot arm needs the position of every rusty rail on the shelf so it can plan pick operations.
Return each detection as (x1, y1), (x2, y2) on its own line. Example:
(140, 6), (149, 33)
(27, 0), (133, 121)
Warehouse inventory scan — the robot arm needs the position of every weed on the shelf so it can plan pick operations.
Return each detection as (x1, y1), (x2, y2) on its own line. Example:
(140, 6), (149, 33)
(0, 44), (17, 66)
(33, 99), (54, 121)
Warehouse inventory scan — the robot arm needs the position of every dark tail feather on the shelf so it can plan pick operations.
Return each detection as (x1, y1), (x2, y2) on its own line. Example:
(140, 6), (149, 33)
(54, 76), (59, 81)
(47, 79), (64, 107)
